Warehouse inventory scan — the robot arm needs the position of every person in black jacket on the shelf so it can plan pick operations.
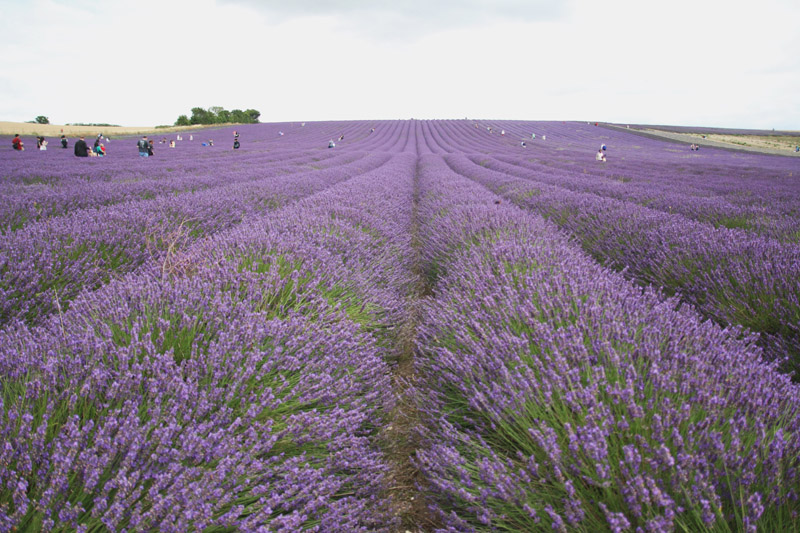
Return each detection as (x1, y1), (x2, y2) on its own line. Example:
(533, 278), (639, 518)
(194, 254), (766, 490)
(74, 136), (89, 157)
(61, 135), (68, 148)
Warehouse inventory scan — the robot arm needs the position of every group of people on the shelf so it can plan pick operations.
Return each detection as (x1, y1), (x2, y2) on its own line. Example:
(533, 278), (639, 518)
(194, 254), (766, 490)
(690, 143), (701, 151)
(137, 136), (155, 157)
(73, 135), (106, 157)
(11, 132), (108, 156)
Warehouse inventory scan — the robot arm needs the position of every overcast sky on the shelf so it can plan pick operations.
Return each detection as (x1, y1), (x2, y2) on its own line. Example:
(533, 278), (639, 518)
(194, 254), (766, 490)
(1, 0), (798, 129)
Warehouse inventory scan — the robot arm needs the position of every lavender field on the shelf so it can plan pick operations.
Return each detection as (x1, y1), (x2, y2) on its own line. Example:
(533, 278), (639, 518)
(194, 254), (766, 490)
(2, 121), (800, 532)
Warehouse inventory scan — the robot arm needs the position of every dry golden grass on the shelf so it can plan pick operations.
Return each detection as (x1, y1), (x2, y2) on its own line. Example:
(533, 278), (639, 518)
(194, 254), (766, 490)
(0, 121), (232, 138)
(682, 133), (800, 152)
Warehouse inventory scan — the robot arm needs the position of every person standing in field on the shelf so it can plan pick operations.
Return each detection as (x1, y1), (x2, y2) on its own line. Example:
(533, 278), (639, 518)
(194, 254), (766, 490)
(137, 136), (149, 157)
(74, 136), (89, 157)
(39, 137), (48, 151)
(148, 139), (155, 156)
(233, 139), (240, 150)
(60, 135), (68, 148)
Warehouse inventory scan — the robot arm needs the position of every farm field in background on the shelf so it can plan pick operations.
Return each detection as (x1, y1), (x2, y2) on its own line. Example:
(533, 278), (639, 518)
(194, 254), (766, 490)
(1, 120), (800, 532)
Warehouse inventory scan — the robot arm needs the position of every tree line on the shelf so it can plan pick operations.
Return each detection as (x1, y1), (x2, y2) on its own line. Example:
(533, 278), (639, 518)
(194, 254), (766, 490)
(175, 107), (261, 126)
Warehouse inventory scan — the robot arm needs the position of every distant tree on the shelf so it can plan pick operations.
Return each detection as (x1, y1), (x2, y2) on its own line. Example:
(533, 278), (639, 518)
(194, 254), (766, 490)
(34, 115), (50, 124)
(208, 106), (224, 122)
(216, 109), (231, 123)
(182, 107), (260, 125)
(190, 107), (213, 125)
(245, 109), (261, 123)
(230, 109), (248, 123)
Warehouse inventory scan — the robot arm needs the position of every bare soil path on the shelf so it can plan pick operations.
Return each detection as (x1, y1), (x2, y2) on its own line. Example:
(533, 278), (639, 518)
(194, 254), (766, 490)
(380, 159), (438, 533)
(601, 123), (800, 157)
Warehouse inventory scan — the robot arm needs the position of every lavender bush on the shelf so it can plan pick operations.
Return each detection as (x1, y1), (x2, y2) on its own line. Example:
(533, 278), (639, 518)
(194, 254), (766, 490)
(2, 119), (799, 532)
(0, 147), (416, 531)
(413, 153), (800, 532)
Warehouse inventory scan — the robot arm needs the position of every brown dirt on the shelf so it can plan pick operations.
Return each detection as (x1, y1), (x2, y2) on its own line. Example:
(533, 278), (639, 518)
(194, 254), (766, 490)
(378, 161), (438, 533)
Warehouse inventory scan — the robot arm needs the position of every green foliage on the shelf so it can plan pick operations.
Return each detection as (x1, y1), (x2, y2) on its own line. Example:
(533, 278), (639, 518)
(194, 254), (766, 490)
(34, 115), (49, 124)
(65, 122), (120, 127)
(181, 106), (261, 126)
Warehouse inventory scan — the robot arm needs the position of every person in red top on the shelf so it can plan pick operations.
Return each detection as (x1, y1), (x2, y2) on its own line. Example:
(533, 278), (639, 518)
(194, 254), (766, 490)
(12, 134), (24, 151)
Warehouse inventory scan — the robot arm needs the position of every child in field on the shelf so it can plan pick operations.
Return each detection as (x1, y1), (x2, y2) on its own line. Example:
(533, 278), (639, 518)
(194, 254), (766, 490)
(61, 135), (68, 148)
(328, 140), (335, 148)
(38, 137), (48, 150)
(233, 139), (240, 149)
(596, 149), (606, 162)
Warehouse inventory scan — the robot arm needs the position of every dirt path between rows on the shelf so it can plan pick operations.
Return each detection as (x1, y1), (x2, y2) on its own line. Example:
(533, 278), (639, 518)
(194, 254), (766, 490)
(600, 123), (800, 157)
(379, 159), (437, 532)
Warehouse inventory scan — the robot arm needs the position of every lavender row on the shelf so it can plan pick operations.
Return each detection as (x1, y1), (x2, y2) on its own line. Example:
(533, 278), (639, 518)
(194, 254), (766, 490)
(425, 120), (800, 218)
(0, 149), (354, 232)
(412, 154), (800, 532)
(0, 152), (390, 325)
(478, 155), (800, 241)
(444, 153), (800, 364)
(0, 153), (417, 532)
